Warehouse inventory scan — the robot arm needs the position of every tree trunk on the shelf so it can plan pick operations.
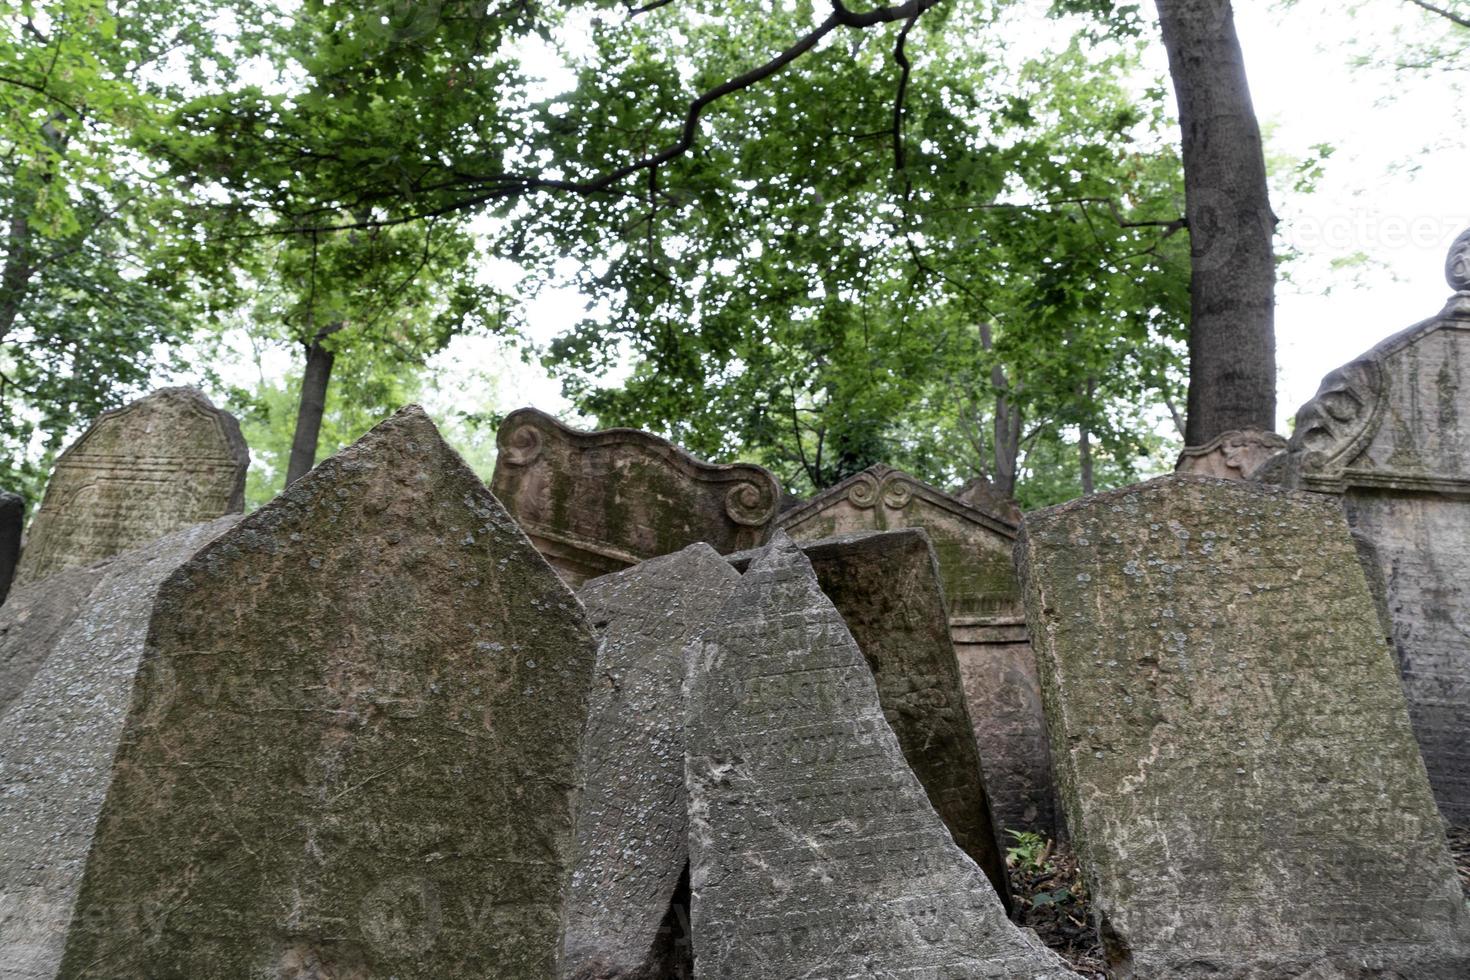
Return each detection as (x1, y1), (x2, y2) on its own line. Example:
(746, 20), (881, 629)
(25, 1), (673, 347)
(979, 322), (1023, 497)
(1155, 0), (1277, 445)
(285, 336), (336, 486)
(1079, 427), (1094, 495)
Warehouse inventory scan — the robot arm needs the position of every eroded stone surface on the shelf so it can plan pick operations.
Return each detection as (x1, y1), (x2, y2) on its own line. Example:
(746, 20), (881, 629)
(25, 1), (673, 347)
(0, 564), (106, 717)
(0, 492), (22, 604)
(685, 532), (1076, 979)
(55, 406), (599, 980)
(1174, 429), (1286, 480)
(1017, 475), (1470, 978)
(0, 517), (238, 980)
(491, 407), (780, 587)
(780, 463), (1054, 834)
(729, 529), (1011, 906)
(561, 545), (740, 980)
(1265, 281), (1470, 825)
(16, 388), (248, 585)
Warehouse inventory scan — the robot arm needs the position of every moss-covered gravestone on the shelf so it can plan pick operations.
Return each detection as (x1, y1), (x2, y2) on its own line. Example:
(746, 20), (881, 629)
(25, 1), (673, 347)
(1017, 475), (1470, 978)
(16, 388), (249, 585)
(685, 533), (1076, 979)
(0, 517), (238, 980)
(561, 545), (741, 980)
(55, 407), (599, 979)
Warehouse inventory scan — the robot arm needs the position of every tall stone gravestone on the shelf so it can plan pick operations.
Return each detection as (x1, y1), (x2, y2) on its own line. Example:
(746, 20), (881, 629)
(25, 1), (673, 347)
(1263, 232), (1470, 825)
(0, 491), (22, 604)
(780, 463), (1055, 834)
(55, 407), (599, 979)
(561, 545), (741, 980)
(491, 407), (781, 587)
(16, 387), (248, 585)
(0, 517), (238, 980)
(684, 533), (1077, 979)
(728, 529), (1012, 906)
(1017, 475), (1470, 978)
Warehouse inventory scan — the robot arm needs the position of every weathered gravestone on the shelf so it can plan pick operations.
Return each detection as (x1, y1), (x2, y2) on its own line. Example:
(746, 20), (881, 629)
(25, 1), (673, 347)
(1261, 236), (1470, 825)
(0, 565), (107, 716)
(0, 517), (238, 980)
(1173, 428), (1286, 480)
(780, 463), (1055, 834)
(491, 407), (781, 587)
(1016, 475), (1470, 978)
(15, 387), (249, 585)
(561, 545), (741, 980)
(55, 406), (599, 979)
(0, 491), (22, 604)
(728, 529), (1012, 906)
(684, 533), (1077, 979)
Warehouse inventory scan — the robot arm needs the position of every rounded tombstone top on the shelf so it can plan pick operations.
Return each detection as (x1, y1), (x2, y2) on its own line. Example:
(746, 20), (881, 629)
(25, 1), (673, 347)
(1449, 227), (1470, 293)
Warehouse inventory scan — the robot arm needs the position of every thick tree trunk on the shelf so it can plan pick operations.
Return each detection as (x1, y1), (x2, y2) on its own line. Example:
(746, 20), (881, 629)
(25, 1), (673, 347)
(979, 322), (1023, 497)
(285, 336), (336, 486)
(1155, 0), (1277, 444)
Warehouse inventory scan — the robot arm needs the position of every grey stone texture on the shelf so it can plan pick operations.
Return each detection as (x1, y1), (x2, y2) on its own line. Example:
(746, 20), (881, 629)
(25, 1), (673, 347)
(0, 516), (238, 980)
(561, 544), (741, 980)
(1017, 475), (1470, 978)
(491, 407), (780, 587)
(1174, 428), (1286, 480)
(0, 491), (22, 604)
(728, 529), (1011, 907)
(0, 565), (105, 717)
(1264, 265), (1470, 826)
(55, 406), (599, 979)
(780, 463), (1055, 834)
(16, 387), (248, 585)
(684, 532), (1077, 979)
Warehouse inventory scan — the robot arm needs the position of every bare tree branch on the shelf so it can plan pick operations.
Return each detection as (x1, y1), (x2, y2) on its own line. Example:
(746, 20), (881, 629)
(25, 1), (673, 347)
(1406, 0), (1470, 28)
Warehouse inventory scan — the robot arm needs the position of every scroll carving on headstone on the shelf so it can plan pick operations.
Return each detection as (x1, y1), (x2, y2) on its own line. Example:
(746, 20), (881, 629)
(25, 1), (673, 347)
(54, 406), (599, 979)
(491, 408), (780, 588)
(684, 532), (1077, 979)
(779, 463), (1055, 834)
(1017, 475), (1470, 978)
(1174, 429), (1286, 480)
(1263, 233), (1470, 826)
(15, 388), (248, 585)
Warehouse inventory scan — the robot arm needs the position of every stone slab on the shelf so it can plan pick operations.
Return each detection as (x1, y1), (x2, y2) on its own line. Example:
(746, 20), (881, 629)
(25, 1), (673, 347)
(15, 387), (248, 585)
(491, 407), (780, 587)
(684, 532), (1076, 978)
(561, 545), (741, 980)
(0, 491), (21, 604)
(54, 406), (599, 979)
(1016, 475), (1470, 978)
(729, 529), (1012, 906)
(0, 564), (105, 717)
(0, 517), (238, 980)
(779, 463), (1055, 835)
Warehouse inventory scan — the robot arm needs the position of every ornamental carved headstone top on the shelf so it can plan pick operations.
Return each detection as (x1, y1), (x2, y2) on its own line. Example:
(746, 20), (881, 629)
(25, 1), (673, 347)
(779, 464), (1055, 833)
(491, 407), (780, 587)
(15, 388), (248, 585)
(56, 406), (599, 980)
(561, 545), (741, 980)
(1017, 476), (1470, 978)
(0, 517), (238, 980)
(1174, 429), (1286, 480)
(1262, 235), (1470, 824)
(1447, 226), (1470, 293)
(684, 533), (1076, 979)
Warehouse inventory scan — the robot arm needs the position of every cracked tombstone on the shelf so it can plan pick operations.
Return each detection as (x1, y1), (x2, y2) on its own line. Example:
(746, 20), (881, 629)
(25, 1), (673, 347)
(1016, 475), (1470, 978)
(15, 387), (249, 586)
(560, 545), (741, 980)
(0, 516), (239, 980)
(727, 529), (1012, 908)
(684, 532), (1077, 979)
(54, 406), (600, 980)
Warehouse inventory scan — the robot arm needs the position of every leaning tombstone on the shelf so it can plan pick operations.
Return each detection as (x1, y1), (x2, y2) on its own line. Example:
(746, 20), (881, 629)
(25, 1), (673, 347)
(1262, 231), (1470, 826)
(780, 463), (1055, 834)
(727, 529), (1011, 907)
(684, 533), (1077, 979)
(1173, 428), (1286, 479)
(55, 406), (599, 979)
(561, 545), (741, 980)
(490, 407), (780, 587)
(15, 388), (249, 585)
(0, 517), (238, 980)
(0, 491), (22, 603)
(1017, 475), (1470, 978)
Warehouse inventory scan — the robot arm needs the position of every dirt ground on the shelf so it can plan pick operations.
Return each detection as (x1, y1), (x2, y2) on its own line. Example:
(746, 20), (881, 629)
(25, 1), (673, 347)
(1007, 838), (1106, 978)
